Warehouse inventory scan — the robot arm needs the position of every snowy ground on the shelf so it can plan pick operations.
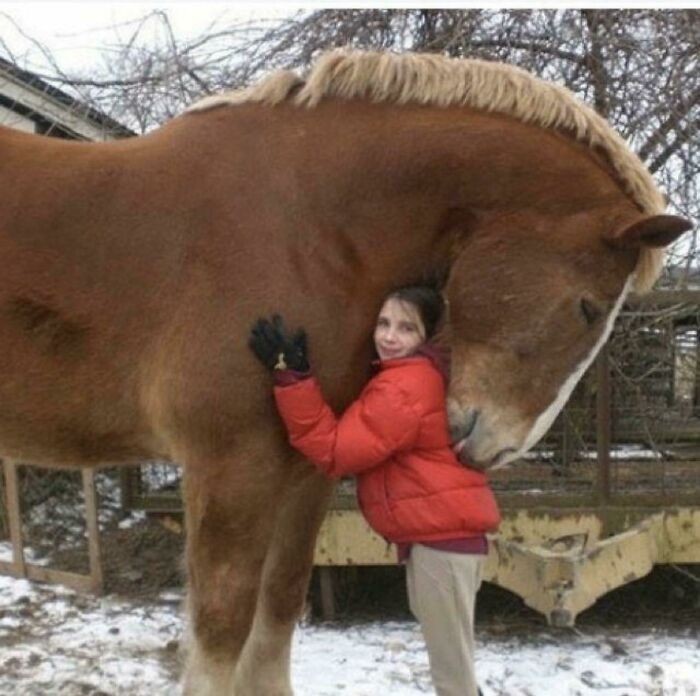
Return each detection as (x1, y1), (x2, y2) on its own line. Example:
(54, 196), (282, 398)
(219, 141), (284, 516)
(1, 471), (697, 694)
(0, 573), (698, 696)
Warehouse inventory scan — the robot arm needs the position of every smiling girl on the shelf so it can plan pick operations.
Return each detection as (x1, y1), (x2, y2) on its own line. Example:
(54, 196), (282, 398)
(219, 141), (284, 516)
(249, 285), (500, 696)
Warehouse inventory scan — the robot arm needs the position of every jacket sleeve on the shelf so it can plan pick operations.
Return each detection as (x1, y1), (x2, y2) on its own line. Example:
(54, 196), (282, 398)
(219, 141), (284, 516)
(273, 375), (421, 479)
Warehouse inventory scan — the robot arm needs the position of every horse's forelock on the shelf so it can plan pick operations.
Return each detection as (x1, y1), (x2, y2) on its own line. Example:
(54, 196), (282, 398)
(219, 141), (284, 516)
(185, 49), (667, 292)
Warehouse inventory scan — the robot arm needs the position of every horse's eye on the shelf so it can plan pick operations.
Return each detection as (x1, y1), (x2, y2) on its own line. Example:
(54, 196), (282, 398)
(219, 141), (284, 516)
(580, 298), (602, 326)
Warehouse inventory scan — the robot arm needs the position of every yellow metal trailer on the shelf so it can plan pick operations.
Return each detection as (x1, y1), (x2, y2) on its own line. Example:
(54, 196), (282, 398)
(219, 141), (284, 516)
(314, 505), (700, 626)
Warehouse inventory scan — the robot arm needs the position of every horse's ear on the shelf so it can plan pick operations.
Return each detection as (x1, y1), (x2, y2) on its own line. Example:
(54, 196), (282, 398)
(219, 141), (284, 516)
(607, 214), (693, 249)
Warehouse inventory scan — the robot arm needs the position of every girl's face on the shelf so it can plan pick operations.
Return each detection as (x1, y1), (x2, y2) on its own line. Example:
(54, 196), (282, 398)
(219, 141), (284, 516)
(374, 297), (426, 361)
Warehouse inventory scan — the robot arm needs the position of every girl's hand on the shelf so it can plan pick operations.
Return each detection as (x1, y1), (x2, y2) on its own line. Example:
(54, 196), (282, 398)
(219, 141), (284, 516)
(249, 314), (310, 372)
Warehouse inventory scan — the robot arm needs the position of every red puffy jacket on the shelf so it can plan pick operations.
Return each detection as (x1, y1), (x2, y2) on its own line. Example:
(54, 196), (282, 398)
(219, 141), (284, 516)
(274, 353), (501, 543)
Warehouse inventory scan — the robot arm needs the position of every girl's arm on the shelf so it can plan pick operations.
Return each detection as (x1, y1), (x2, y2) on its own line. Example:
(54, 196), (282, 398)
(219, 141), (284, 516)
(274, 374), (421, 479)
(248, 313), (419, 478)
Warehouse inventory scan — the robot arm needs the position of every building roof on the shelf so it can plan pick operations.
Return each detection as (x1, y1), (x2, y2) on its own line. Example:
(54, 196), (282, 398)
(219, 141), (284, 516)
(0, 55), (134, 140)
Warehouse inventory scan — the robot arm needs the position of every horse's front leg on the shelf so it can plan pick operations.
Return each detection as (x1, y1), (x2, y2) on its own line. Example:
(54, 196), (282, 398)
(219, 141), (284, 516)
(181, 446), (290, 696)
(234, 464), (334, 695)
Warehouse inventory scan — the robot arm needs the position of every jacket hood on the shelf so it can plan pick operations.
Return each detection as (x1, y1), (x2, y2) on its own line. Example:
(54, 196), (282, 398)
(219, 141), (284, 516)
(416, 342), (451, 384)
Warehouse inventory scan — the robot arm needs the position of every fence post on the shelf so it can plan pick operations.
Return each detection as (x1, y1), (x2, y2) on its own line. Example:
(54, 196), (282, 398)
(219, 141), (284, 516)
(83, 469), (104, 594)
(596, 344), (612, 503)
(3, 460), (26, 575)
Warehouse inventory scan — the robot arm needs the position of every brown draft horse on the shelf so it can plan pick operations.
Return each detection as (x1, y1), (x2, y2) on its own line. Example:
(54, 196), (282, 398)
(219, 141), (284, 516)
(0, 50), (691, 693)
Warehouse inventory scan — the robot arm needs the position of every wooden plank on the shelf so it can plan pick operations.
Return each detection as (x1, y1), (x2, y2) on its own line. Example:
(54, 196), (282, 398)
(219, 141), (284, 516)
(128, 495), (185, 513)
(1, 554), (98, 595)
(3, 460), (26, 575)
(0, 559), (21, 577)
(23, 563), (96, 594)
(627, 290), (700, 306)
(316, 508), (700, 571)
(315, 510), (396, 565)
(83, 469), (104, 594)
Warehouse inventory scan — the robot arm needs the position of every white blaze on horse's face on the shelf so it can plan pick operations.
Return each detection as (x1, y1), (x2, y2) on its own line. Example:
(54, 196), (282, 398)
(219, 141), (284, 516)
(502, 278), (631, 469)
(515, 276), (632, 460)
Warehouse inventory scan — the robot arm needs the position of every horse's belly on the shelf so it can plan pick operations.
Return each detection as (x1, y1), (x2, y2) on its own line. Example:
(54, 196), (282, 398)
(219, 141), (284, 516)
(0, 344), (160, 466)
(0, 406), (159, 467)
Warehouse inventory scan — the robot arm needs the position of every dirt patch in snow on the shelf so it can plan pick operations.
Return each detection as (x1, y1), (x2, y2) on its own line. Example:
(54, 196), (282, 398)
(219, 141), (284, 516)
(50, 517), (185, 597)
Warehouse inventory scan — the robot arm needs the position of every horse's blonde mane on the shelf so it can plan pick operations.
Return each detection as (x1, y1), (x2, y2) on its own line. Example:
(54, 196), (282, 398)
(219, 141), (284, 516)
(187, 50), (666, 292)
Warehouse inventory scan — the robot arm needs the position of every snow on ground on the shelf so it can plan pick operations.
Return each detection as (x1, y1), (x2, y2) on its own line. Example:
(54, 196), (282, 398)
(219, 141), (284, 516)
(0, 574), (698, 695)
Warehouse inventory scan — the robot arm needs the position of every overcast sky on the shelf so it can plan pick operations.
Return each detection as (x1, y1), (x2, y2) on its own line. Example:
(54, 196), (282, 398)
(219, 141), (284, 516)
(1, 1), (697, 75)
(0, 2), (297, 73)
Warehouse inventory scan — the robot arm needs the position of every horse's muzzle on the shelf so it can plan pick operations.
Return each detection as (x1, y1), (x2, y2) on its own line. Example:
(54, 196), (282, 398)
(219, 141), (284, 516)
(448, 402), (519, 469)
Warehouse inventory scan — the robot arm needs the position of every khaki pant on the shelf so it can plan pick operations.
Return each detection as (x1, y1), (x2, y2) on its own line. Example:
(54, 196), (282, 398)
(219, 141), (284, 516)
(406, 545), (484, 696)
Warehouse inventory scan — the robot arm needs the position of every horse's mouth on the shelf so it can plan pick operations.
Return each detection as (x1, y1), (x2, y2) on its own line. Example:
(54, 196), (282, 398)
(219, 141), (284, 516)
(449, 406), (520, 469)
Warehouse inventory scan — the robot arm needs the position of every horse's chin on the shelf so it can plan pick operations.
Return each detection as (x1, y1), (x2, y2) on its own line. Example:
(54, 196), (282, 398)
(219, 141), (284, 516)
(449, 402), (526, 470)
(455, 438), (520, 470)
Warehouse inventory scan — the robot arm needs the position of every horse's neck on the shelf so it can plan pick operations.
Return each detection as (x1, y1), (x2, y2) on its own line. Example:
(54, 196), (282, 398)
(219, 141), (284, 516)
(327, 102), (625, 218)
(284, 102), (625, 278)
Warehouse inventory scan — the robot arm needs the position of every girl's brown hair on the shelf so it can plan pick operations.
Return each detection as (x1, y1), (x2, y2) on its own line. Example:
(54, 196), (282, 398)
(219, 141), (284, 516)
(387, 285), (445, 340)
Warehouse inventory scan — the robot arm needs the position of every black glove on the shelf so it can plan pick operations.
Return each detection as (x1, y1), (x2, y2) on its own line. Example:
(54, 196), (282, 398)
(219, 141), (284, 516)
(249, 314), (310, 372)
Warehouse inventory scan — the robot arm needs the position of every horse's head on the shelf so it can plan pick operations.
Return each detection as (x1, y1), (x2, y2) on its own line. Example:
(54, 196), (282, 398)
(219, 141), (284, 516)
(445, 211), (691, 469)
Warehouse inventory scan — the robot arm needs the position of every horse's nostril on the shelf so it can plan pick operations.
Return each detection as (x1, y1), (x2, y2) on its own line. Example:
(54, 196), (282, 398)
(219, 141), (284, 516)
(450, 408), (480, 443)
(463, 409), (480, 438)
